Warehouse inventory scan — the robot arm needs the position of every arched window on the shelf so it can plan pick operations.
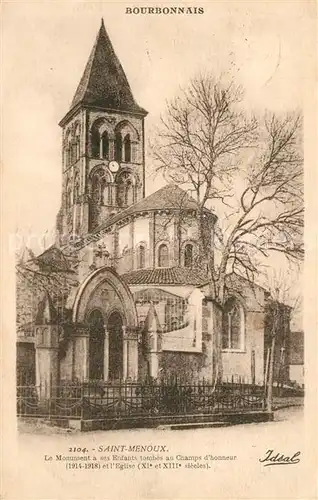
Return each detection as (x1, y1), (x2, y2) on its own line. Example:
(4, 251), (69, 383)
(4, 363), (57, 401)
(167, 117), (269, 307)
(88, 309), (105, 380)
(124, 134), (131, 162)
(117, 172), (135, 207)
(137, 245), (146, 269)
(158, 244), (169, 267)
(115, 132), (122, 162)
(90, 168), (112, 206)
(222, 298), (244, 350)
(125, 179), (134, 205)
(133, 288), (188, 333)
(91, 128), (100, 158)
(101, 131), (109, 159)
(102, 182), (111, 205)
(184, 244), (193, 267)
(91, 174), (102, 205)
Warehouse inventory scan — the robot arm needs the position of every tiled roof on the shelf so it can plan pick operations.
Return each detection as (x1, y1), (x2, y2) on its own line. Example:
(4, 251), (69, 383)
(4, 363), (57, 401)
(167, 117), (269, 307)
(34, 245), (73, 273)
(122, 267), (209, 286)
(66, 20), (147, 118)
(94, 184), (216, 232)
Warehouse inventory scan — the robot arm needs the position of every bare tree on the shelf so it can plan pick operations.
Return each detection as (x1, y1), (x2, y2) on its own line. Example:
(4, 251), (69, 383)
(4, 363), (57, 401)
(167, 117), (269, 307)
(16, 245), (78, 331)
(263, 268), (302, 405)
(152, 74), (304, 304)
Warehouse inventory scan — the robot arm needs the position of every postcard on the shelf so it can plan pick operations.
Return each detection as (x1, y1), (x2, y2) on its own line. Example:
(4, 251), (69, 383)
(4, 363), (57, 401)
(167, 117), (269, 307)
(1, 1), (317, 499)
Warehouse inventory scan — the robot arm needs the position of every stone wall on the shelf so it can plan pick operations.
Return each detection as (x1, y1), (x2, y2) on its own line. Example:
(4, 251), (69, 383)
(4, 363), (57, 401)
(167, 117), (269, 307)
(221, 309), (265, 384)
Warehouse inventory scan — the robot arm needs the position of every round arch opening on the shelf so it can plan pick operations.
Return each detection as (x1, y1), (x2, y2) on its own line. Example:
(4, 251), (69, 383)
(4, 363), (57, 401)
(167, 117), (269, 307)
(88, 309), (105, 380)
(107, 311), (124, 380)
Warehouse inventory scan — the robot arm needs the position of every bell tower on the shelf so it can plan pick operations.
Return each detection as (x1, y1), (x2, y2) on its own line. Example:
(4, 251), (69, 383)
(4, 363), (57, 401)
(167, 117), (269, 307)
(56, 19), (147, 244)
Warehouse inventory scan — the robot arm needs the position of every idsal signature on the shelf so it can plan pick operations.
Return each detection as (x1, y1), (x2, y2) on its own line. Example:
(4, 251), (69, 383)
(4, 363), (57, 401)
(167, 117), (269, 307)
(259, 449), (301, 466)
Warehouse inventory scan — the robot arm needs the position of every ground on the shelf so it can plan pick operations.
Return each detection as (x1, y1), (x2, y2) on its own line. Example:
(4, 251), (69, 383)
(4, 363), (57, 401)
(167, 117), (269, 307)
(7, 404), (315, 500)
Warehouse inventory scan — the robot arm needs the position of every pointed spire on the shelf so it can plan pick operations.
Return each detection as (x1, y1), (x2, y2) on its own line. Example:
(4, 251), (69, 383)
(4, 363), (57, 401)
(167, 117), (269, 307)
(62, 20), (147, 122)
(143, 303), (161, 332)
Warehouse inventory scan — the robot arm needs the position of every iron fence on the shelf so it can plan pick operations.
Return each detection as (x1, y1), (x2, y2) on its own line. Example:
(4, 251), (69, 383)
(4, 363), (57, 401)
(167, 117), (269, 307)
(17, 377), (266, 421)
(17, 382), (83, 419)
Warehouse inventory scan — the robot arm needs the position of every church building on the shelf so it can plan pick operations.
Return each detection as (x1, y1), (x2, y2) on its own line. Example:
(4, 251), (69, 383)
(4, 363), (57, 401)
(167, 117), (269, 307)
(17, 20), (288, 393)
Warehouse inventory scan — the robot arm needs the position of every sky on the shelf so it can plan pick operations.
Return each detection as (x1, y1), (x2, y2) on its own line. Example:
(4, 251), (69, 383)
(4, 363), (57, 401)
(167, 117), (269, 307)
(2, 0), (313, 326)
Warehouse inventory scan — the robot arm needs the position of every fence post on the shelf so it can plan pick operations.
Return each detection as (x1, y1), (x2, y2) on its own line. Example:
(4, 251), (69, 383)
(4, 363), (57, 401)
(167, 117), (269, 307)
(81, 381), (84, 420)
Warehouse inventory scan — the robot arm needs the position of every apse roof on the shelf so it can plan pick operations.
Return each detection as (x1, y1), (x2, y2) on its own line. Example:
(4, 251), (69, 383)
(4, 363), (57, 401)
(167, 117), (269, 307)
(122, 266), (209, 286)
(94, 183), (216, 232)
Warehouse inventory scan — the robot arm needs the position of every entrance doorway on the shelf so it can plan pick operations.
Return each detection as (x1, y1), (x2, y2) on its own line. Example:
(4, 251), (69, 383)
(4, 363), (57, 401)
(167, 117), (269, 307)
(108, 311), (124, 380)
(88, 309), (105, 380)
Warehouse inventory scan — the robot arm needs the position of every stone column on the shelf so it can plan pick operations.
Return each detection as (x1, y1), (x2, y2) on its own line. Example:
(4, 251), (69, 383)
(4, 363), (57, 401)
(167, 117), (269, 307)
(109, 139), (115, 160)
(122, 326), (128, 380)
(149, 213), (156, 267)
(72, 326), (90, 382)
(129, 218), (135, 270)
(149, 328), (159, 379)
(126, 327), (139, 380)
(103, 326), (109, 382)
(35, 326), (59, 400)
(111, 184), (117, 206)
(172, 218), (179, 266)
(131, 141), (137, 163)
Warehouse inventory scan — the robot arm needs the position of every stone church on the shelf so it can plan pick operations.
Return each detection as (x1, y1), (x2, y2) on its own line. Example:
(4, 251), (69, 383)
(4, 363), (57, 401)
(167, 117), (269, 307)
(16, 20), (291, 393)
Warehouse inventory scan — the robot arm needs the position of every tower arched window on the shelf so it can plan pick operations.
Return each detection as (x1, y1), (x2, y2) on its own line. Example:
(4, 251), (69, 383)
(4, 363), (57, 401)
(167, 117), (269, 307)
(91, 128), (100, 158)
(125, 180), (134, 205)
(115, 132), (122, 162)
(137, 245), (146, 269)
(158, 244), (169, 268)
(124, 134), (131, 162)
(102, 181), (112, 205)
(101, 131), (109, 159)
(222, 298), (245, 351)
(117, 172), (135, 207)
(184, 244), (193, 268)
(91, 174), (102, 205)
